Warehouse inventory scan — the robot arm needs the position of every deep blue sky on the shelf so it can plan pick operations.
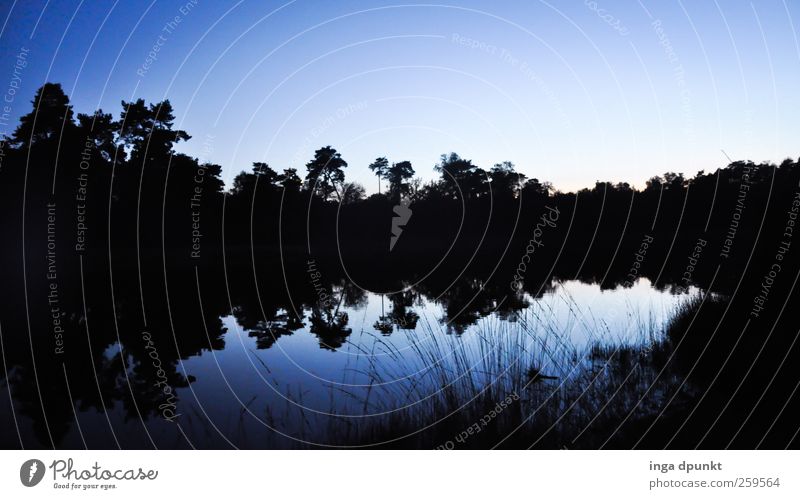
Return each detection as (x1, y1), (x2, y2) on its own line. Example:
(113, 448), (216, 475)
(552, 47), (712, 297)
(1, 0), (798, 192)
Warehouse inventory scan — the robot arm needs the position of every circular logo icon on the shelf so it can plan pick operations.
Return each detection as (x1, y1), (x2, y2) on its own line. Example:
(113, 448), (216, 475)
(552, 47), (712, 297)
(20, 459), (45, 487)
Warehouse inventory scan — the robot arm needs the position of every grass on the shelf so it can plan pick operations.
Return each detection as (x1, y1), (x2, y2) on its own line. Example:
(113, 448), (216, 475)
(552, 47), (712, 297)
(305, 293), (704, 449)
(227, 289), (710, 449)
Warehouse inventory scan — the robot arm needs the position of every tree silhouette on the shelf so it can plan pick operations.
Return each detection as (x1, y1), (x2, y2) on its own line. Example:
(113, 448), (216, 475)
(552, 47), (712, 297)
(119, 99), (189, 164)
(12, 83), (74, 146)
(368, 156), (389, 194)
(276, 168), (302, 194)
(386, 160), (415, 200)
(76, 110), (123, 162)
(342, 182), (366, 204)
(305, 146), (347, 201)
(231, 163), (278, 196)
(434, 152), (484, 200)
(489, 161), (525, 198)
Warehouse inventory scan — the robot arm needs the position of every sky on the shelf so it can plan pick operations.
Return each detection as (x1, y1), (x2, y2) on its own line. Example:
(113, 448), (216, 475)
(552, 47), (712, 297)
(0, 0), (798, 193)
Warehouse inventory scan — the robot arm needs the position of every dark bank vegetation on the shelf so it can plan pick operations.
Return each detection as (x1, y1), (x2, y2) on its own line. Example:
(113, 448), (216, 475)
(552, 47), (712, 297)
(1, 84), (799, 449)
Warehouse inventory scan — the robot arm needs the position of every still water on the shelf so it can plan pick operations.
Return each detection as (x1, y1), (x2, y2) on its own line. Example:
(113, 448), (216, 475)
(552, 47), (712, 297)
(3, 277), (696, 448)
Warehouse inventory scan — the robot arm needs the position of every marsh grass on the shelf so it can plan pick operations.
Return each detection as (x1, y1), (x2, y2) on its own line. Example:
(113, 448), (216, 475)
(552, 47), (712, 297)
(233, 289), (706, 449)
(302, 292), (703, 449)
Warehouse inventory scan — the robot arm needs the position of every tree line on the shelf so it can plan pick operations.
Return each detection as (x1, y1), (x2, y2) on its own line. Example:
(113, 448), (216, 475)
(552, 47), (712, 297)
(2, 82), (800, 281)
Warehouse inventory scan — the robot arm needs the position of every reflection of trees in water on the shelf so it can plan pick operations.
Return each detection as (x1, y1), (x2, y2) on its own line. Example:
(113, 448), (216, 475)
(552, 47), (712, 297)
(387, 291), (420, 332)
(246, 313), (304, 350)
(373, 292), (420, 336)
(0, 245), (791, 448)
(238, 279), (366, 349)
(433, 279), (521, 334)
(308, 309), (351, 351)
(305, 280), (359, 350)
(373, 294), (393, 335)
(336, 279), (368, 309)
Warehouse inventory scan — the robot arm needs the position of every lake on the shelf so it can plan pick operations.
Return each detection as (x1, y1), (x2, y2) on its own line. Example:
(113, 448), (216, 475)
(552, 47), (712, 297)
(0, 270), (702, 449)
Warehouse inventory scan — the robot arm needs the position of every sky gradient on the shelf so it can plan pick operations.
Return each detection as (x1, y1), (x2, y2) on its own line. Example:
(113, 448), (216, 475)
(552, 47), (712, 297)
(1, 0), (798, 192)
